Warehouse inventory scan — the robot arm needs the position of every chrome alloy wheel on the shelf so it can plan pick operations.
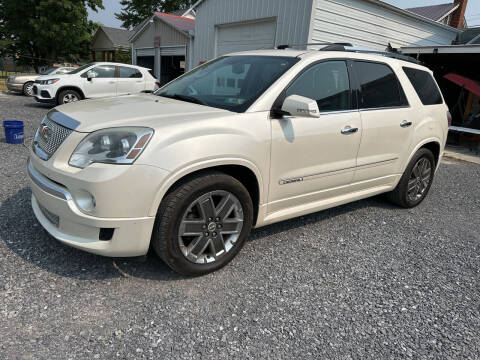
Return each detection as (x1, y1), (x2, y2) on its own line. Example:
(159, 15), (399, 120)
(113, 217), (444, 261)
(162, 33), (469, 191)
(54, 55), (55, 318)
(178, 190), (244, 264)
(407, 158), (432, 202)
(63, 93), (79, 103)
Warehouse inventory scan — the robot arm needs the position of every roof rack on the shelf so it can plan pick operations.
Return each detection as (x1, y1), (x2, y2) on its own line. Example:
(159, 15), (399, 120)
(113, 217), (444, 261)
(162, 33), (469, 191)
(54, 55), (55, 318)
(276, 42), (421, 65)
(340, 46), (422, 64)
(276, 42), (353, 50)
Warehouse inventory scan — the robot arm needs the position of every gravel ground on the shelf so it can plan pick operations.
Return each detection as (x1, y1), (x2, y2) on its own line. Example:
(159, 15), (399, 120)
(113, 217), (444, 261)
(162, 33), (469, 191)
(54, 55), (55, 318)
(1, 93), (479, 359)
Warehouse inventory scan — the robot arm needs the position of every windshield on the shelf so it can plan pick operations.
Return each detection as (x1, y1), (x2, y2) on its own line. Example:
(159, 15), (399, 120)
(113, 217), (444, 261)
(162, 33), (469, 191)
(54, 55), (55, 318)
(41, 67), (59, 75)
(156, 56), (299, 113)
(69, 63), (94, 75)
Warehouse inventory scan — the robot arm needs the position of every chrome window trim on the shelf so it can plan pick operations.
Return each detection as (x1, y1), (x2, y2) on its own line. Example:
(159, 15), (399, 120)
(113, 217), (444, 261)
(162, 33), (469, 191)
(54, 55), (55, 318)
(318, 109), (361, 115)
(359, 105), (411, 112)
(27, 160), (71, 201)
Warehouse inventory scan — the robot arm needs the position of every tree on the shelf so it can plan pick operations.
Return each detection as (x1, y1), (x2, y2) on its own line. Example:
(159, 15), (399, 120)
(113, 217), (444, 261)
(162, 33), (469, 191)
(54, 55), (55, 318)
(0, 0), (104, 73)
(116, 0), (194, 29)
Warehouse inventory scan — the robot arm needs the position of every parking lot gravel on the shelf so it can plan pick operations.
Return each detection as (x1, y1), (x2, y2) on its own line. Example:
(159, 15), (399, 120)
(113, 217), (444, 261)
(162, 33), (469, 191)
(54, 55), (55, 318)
(1, 93), (479, 359)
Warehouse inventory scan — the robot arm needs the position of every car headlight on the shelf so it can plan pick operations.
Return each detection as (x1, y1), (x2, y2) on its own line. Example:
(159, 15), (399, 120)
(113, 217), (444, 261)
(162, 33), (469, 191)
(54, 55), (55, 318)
(42, 78), (60, 85)
(69, 127), (154, 169)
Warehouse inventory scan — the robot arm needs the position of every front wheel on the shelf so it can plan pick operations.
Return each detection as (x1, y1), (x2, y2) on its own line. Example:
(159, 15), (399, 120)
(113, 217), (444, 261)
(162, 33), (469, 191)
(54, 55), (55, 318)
(387, 148), (435, 208)
(58, 89), (81, 105)
(152, 172), (254, 275)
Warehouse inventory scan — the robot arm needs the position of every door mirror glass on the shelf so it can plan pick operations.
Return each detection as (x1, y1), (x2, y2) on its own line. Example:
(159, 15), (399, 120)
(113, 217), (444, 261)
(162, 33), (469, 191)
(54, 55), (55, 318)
(86, 70), (97, 80)
(281, 95), (320, 118)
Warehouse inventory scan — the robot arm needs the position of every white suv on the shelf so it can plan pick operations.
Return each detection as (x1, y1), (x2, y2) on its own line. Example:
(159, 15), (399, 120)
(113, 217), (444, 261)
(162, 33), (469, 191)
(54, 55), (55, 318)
(33, 62), (157, 105)
(28, 47), (449, 275)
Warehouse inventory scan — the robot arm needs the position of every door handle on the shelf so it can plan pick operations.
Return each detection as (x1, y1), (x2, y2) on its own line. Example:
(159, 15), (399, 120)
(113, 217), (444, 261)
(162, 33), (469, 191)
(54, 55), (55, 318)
(109, 81), (116, 84)
(341, 126), (358, 135)
(400, 120), (412, 128)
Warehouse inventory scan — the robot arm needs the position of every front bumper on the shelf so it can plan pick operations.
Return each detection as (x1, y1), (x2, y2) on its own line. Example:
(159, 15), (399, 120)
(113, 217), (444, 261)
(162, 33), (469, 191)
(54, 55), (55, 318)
(6, 82), (23, 93)
(33, 84), (55, 102)
(27, 158), (165, 257)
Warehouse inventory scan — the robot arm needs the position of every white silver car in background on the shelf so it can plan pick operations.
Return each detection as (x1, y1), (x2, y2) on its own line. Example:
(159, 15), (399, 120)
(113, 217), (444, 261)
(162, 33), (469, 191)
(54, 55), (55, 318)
(33, 62), (157, 105)
(6, 67), (75, 96)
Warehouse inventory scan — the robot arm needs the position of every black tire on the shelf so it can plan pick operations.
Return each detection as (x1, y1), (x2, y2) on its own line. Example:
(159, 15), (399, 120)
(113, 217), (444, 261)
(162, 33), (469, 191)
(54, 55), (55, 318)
(152, 171), (254, 276)
(387, 148), (435, 208)
(57, 89), (81, 105)
(23, 81), (34, 96)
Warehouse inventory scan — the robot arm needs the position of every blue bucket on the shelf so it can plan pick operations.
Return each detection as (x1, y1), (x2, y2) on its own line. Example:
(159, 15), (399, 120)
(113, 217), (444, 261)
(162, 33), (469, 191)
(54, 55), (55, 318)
(3, 120), (24, 144)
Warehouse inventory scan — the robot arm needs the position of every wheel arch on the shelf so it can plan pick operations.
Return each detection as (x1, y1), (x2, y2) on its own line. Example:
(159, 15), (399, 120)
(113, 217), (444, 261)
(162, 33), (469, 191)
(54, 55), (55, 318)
(404, 138), (442, 173)
(55, 86), (85, 103)
(149, 159), (264, 226)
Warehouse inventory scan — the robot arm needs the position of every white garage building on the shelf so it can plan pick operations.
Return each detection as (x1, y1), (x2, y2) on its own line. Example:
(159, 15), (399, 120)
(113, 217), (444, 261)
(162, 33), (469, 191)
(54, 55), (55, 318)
(130, 12), (195, 84)
(189, 0), (460, 65)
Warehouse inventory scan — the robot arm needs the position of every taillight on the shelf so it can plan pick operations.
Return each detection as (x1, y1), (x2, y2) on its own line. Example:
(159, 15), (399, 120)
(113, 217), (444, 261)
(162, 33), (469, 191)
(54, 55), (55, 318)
(155, 82), (161, 88)
(446, 111), (452, 127)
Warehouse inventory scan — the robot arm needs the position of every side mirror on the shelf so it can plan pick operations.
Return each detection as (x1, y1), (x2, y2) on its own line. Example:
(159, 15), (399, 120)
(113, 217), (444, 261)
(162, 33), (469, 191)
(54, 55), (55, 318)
(281, 95), (320, 118)
(86, 70), (97, 81)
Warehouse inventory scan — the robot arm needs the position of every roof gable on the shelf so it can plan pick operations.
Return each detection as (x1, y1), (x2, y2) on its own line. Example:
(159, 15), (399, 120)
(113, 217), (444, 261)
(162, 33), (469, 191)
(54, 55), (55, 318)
(406, 3), (458, 22)
(154, 12), (195, 32)
(130, 12), (195, 43)
(97, 26), (134, 48)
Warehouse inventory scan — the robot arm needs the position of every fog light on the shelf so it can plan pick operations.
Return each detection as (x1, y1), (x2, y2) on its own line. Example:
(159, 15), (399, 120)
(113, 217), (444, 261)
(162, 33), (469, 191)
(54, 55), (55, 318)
(74, 190), (96, 213)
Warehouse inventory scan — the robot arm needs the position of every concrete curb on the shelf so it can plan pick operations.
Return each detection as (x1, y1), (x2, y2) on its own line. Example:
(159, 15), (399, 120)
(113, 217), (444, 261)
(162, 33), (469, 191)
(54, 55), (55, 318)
(443, 151), (480, 165)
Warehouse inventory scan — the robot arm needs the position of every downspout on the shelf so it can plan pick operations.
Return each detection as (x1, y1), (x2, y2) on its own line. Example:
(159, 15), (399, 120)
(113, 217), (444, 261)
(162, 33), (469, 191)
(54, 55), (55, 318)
(188, 30), (195, 71)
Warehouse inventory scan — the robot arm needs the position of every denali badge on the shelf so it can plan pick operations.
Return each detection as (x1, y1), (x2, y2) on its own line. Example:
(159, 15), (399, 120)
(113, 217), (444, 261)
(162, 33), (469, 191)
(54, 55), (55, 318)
(280, 177), (304, 185)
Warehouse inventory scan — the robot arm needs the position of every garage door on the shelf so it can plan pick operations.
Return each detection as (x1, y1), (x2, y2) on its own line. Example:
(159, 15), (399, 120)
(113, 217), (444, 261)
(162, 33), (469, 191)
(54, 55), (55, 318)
(216, 19), (276, 56)
(136, 48), (155, 57)
(160, 45), (186, 56)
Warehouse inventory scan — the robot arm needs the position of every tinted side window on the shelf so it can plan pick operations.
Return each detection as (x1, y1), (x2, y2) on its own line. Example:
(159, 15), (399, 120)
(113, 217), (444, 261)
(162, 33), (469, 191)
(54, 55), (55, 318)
(355, 61), (407, 109)
(119, 66), (143, 79)
(286, 61), (352, 112)
(403, 67), (443, 105)
(86, 65), (115, 78)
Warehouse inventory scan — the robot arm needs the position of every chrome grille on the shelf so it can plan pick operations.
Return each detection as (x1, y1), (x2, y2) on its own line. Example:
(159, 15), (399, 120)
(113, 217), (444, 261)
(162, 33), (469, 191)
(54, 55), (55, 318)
(34, 116), (73, 160)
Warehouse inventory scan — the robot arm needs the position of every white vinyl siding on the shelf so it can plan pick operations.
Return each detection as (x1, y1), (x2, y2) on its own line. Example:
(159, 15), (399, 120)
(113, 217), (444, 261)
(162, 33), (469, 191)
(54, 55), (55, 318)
(310, 0), (458, 50)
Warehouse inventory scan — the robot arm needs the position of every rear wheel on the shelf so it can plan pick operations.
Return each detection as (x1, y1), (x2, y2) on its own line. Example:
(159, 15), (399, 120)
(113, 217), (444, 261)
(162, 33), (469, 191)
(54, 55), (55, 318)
(152, 172), (253, 276)
(387, 148), (435, 208)
(58, 89), (81, 105)
(23, 81), (34, 96)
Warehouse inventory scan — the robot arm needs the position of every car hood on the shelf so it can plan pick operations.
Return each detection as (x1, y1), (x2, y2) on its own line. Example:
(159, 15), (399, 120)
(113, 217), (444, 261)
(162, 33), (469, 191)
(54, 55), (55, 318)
(36, 74), (74, 81)
(12, 74), (38, 81)
(48, 94), (232, 133)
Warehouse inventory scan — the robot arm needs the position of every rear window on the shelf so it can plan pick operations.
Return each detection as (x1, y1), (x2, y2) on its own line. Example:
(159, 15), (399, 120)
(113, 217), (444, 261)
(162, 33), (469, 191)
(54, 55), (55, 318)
(403, 67), (443, 105)
(354, 61), (408, 109)
(119, 66), (143, 78)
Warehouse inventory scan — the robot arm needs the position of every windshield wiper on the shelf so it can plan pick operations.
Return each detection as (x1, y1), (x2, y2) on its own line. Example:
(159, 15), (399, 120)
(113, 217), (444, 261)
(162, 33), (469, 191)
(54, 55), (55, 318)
(160, 93), (207, 106)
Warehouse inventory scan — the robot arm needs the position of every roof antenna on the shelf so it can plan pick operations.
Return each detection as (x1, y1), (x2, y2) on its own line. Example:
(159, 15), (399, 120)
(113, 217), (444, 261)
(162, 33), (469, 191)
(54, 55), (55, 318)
(386, 43), (398, 53)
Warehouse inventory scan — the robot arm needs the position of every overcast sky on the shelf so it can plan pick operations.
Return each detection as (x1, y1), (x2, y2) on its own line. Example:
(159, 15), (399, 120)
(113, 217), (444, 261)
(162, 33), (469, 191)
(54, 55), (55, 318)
(88, 0), (480, 28)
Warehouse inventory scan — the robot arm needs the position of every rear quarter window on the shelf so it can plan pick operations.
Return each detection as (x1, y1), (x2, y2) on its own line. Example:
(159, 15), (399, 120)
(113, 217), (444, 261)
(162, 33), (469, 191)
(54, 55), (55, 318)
(403, 67), (443, 106)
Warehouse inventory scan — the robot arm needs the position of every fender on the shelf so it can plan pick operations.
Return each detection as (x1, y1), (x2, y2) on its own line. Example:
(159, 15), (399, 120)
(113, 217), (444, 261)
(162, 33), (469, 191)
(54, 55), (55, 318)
(55, 86), (85, 101)
(148, 157), (265, 217)
(402, 137), (443, 174)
